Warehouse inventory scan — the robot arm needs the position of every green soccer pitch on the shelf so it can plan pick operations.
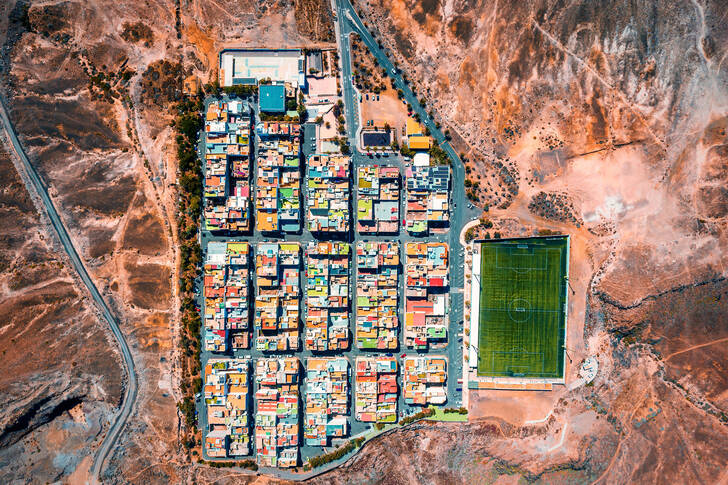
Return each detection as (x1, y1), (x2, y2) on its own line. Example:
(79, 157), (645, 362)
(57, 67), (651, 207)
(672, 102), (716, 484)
(476, 236), (569, 378)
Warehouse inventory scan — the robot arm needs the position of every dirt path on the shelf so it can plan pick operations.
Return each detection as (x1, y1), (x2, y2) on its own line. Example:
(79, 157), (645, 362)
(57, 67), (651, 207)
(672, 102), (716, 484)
(664, 336), (728, 361)
(531, 19), (666, 151)
(589, 389), (650, 484)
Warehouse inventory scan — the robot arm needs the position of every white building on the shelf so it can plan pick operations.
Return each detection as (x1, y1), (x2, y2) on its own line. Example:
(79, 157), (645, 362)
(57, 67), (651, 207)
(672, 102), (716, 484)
(220, 49), (305, 88)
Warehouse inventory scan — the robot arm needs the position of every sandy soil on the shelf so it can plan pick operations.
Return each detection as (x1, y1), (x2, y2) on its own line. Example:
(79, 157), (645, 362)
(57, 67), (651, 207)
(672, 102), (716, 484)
(340, 0), (728, 482)
(469, 390), (560, 425)
(361, 87), (409, 142)
(0, 138), (123, 484)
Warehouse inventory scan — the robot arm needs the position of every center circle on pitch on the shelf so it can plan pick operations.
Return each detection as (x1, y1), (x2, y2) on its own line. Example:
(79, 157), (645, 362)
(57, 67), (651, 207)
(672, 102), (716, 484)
(508, 298), (531, 322)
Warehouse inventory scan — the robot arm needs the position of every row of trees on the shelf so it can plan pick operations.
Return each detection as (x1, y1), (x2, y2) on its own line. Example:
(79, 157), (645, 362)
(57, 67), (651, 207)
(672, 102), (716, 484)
(173, 92), (205, 433)
(400, 407), (435, 426)
(307, 437), (365, 469)
(197, 459), (258, 470)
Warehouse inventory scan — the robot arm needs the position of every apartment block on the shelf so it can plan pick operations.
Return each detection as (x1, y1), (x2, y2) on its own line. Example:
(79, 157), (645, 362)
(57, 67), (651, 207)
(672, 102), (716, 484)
(307, 154), (351, 233)
(356, 242), (399, 350)
(405, 242), (449, 350)
(204, 358), (252, 458)
(304, 242), (351, 351)
(304, 357), (349, 446)
(255, 122), (301, 233)
(404, 164), (449, 234)
(203, 100), (253, 232)
(203, 241), (251, 352)
(255, 242), (301, 352)
(356, 165), (400, 234)
(254, 358), (300, 468)
(354, 357), (398, 423)
(403, 356), (447, 405)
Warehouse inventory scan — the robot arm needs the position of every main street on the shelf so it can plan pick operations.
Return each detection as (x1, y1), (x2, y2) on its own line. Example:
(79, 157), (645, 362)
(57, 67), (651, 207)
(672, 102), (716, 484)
(333, 0), (480, 405)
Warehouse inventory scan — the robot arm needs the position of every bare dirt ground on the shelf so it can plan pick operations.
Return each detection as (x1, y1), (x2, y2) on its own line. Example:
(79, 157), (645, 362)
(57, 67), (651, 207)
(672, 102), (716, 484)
(0, 139), (123, 483)
(360, 88), (409, 142)
(351, 32), (410, 139)
(338, 0), (728, 482)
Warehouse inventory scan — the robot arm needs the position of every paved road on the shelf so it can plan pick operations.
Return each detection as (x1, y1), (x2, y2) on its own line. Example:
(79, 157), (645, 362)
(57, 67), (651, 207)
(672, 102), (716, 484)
(0, 96), (137, 485)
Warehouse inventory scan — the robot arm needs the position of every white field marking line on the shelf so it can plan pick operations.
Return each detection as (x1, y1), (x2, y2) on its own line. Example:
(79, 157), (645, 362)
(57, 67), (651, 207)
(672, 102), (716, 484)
(480, 307), (560, 313)
(493, 247), (550, 272)
(547, 422), (568, 452)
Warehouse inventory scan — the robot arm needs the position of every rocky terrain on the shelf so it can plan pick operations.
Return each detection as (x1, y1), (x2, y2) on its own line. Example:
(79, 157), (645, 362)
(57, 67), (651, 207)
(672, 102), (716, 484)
(335, 0), (728, 483)
(0, 137), (124, 483)
(1, 0), (727, 483)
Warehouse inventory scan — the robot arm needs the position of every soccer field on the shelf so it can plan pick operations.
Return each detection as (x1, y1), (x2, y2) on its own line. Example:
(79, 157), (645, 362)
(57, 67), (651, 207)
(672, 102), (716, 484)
(477, 237), (568, 378)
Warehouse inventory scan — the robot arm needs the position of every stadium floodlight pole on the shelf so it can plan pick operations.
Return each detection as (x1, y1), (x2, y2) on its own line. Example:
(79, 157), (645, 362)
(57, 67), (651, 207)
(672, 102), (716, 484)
(468, 344), (480, 361)
(564, 275), (575, 295)
(563, 346), (573, 364)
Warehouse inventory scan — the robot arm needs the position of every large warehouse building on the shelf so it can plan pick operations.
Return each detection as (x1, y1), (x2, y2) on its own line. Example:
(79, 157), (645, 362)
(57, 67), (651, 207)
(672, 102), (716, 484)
(219, 49), (305, 88)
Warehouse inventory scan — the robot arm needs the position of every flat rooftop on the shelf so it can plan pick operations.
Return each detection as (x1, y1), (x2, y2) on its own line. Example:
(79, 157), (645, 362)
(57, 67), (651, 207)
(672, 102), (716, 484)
(220, 49), (304, 87)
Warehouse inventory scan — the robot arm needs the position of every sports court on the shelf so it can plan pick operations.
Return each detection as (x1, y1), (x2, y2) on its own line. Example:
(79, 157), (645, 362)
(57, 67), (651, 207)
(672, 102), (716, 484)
(474, 236), (568, 379)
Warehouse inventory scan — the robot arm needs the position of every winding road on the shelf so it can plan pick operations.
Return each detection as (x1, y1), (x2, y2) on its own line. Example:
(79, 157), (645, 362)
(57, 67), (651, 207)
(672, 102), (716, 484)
(0, 96), (137, 484)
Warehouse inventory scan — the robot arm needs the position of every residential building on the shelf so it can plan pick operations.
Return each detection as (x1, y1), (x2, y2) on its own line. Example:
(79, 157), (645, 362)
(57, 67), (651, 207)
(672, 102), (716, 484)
(407, 134), (432, 150)
(203, 242), (251, 352)
(204, 358), (252, 457)
(357, 165), (399, 234)
(255, 358), (300, 468)
(354, 357), (398, 423)
(404, 242), (449, 350)
(355, 242), (399, 350)
(255, 122), (301, 233)
(203, 100), (253, 232)
(405, 117), (423, 137)
(404, 164), (450, 234)
(307, 154), (350, 233)
(304, 357), (349, 446)
(403, 356), (447, 405)
(305, 242), (351, 351)
(255, 243), (301, 351)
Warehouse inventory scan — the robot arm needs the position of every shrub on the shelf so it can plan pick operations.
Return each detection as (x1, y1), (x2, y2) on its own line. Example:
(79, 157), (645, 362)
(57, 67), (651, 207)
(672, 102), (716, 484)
(308, 437), (366, 468)
(400, 407), (435, 426)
